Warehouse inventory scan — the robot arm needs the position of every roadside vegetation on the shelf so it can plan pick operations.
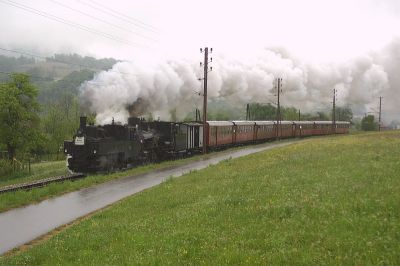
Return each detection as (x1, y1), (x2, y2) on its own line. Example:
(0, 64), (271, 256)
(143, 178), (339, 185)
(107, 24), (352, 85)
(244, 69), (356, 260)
(1, 131), (399, 264)
(0, 140), (294, 213)
(0, 160), (68, 188)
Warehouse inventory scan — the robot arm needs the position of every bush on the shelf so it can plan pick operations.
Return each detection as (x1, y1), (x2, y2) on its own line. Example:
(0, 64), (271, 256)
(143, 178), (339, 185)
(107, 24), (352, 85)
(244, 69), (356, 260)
(0, 159), (13, 177)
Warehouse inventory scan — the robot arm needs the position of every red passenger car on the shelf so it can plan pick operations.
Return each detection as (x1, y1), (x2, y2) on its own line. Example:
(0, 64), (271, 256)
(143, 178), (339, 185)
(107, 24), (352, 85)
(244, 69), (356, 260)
(335, 121), (350, 134)
(255, 121), (276, 141)
(313, 121), (332, 135)
(294, 121), (313, 137)
(207, 121), (234, 147)
(278, 121), (295, 138)
(233, 121), (256, 143)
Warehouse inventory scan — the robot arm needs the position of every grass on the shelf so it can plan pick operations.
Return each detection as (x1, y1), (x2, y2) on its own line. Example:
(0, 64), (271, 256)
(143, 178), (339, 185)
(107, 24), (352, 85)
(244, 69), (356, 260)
(0, 160), (69, 187)
(0, 140), (294, 213)
(1, 131), (399, 264)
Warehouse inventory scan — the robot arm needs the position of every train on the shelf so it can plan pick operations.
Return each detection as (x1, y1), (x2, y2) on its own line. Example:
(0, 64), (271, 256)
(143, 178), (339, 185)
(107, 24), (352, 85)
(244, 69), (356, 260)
(64, 116), (350, 173)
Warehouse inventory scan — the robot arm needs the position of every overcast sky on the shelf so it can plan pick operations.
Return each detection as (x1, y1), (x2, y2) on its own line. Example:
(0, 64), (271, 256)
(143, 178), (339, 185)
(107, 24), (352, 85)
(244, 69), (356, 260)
(0, 0), (399, 62)
(1, 0), (400, 122)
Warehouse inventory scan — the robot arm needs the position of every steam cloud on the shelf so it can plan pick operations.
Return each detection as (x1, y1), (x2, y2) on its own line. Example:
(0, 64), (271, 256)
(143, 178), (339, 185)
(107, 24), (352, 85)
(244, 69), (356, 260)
(80, 39), (400, 124)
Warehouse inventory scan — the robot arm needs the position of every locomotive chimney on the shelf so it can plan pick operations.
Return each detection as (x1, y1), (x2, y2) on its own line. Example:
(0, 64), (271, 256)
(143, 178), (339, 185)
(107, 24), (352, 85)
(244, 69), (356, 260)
(80, 116), (87, 130)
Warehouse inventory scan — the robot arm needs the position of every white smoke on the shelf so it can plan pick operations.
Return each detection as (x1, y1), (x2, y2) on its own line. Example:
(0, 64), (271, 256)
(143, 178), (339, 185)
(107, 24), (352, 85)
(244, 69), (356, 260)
(80, 39), (399, 124)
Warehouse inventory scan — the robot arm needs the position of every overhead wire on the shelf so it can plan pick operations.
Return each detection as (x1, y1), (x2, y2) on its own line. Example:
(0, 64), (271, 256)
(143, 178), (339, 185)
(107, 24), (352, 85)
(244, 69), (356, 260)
(48, 0), (157, 42)
(0, 0), (146, 48)
(79, 0), (159, 33)
(88, 0), (159, 32)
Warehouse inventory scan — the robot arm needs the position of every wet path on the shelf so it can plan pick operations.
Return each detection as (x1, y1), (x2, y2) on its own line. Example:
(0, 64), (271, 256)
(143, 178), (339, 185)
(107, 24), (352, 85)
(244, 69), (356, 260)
(0, 141), (297, 255)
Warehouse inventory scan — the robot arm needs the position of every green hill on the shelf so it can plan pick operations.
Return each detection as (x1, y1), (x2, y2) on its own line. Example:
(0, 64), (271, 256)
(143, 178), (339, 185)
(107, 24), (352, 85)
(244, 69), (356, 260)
(0, 53), (118, 103)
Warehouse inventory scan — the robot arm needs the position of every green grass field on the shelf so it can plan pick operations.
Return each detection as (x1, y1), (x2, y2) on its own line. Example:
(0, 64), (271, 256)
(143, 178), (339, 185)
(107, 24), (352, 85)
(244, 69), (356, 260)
(1, 131), (400, 265)
(0, 142), (289, 213)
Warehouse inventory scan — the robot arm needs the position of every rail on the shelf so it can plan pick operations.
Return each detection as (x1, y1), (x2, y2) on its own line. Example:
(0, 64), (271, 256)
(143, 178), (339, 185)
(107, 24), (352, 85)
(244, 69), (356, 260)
(0, 173), (86, 194)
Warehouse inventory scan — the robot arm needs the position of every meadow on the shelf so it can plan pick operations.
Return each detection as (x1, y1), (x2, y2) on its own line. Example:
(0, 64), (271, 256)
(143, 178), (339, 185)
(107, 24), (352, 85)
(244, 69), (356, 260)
(1, 131), (399, 264)
(0, 141), (290, 213)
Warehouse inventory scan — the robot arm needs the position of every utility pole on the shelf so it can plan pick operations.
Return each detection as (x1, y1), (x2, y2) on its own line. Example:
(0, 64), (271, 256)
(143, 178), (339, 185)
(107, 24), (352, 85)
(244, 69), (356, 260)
(276, 78), (282, 138)
(379, 96), (383, 131)
(200, 47), (212, 154)
(298, 109), (301, 121)
(246, 103), (250, 120)
(195, 108), (200, 122)
(332, 88), (337, 133)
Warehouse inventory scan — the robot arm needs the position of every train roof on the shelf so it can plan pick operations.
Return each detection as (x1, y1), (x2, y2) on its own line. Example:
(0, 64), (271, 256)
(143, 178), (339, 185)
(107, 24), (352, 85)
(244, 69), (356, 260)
(280, 121), (295, 125)
(255, 121), (275, 125)
(232, 121), (256, 126)
(293, 121), (350, 125)
(185, 120), (350, 126)
(313, 121), (334, 125)
(294, 121), (315, 125)
(207, 121), (234, 126)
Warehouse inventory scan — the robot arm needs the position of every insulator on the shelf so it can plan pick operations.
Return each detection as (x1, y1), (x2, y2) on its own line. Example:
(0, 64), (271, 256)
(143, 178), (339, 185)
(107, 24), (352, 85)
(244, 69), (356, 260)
(200, 48), (203, 53)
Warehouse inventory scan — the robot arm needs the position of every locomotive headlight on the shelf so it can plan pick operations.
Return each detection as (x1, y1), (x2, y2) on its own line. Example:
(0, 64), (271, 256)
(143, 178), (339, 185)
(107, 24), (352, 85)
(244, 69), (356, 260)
(64, 149), (67, 153)
(93, 150), (97, 154)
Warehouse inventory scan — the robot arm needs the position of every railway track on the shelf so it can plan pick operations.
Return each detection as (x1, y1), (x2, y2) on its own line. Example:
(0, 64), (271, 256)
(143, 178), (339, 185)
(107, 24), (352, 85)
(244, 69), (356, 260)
(0, 173), (86, 194)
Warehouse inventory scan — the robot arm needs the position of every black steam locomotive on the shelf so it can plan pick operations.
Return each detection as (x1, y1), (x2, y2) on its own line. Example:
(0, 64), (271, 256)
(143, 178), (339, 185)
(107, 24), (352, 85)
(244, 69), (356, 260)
(64, 117), (202, 172)
(64, 116), (350, 173)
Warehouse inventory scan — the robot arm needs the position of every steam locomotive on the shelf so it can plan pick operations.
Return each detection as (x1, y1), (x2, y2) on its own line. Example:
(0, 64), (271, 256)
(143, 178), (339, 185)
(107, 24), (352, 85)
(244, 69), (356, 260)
(64, 116), (350, 173)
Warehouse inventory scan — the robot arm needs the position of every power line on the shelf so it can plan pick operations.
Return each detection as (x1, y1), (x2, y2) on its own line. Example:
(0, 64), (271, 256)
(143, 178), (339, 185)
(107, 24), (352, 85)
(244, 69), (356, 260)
(0, 0), (146, 48)
(83, 0), (159, 33)
(49, 0), (157, 42)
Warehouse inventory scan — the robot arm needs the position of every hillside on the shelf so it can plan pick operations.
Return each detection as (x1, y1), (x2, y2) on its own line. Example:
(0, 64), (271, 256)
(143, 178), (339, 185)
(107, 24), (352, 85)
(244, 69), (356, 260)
(1, 131), (399, 264)
(0, 53), (118, 103)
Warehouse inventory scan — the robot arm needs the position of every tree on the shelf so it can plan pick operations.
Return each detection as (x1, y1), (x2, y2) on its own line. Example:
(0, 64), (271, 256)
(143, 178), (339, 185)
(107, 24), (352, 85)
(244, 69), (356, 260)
(282, 107), (298, 121)
(336, 106), (353, 122)
(249, 103), (276, 120)
(42, 92), (83, 153)
(0, 73), (41, 160)
(361, 115), (378, 131)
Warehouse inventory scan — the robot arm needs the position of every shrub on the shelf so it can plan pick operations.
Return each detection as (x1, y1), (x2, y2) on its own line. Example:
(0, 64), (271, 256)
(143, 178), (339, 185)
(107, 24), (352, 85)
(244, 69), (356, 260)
(0, 159), (13, 177)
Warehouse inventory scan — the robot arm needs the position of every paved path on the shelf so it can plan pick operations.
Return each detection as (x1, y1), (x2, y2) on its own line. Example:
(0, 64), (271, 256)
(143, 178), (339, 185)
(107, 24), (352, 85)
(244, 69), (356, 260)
(0, 141), (297, 255)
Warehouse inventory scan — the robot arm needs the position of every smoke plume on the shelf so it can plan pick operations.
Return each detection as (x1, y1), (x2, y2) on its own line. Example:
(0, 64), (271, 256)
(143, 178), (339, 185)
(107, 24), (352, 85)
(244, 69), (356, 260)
(80, 39), (400, 124)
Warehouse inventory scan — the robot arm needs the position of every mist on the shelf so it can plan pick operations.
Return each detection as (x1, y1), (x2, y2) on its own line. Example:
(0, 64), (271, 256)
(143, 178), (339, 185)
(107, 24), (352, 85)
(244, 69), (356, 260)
(79, 39), (399, 124)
